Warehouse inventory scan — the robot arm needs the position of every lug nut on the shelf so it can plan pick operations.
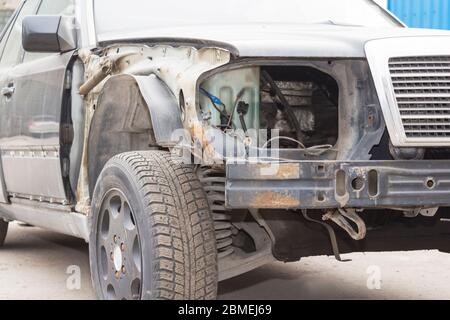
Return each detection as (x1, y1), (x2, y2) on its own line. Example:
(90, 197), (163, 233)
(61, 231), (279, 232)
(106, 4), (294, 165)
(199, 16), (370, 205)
(121, 266), (126, 274)
(121, 243), (125, 252)
(113, 235), (117, 243)
(115, 271), (120, 279)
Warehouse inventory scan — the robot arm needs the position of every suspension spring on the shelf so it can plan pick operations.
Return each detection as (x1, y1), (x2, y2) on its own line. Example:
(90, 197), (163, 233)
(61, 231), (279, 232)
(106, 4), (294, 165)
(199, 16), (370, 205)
(197, 167), (234, 259)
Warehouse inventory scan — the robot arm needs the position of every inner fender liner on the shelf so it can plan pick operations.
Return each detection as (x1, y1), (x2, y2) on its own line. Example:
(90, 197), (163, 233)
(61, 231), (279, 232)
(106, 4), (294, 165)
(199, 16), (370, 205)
(134, 74), (184, 146)
(88, 75), (155, 195)
(88, 74), (184, 196)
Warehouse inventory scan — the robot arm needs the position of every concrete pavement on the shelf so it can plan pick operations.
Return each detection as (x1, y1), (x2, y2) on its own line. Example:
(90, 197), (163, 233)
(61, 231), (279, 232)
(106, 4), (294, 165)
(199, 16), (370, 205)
(1, 223), (450, 300)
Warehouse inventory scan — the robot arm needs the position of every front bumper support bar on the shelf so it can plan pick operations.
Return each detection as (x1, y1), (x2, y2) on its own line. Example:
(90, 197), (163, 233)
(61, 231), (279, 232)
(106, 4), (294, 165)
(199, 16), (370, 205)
(226, 161), (450, 209)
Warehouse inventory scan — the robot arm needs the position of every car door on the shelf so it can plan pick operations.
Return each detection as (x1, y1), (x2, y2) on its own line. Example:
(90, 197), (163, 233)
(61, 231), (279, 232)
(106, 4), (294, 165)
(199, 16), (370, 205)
(0, 0), (76, 204)
(0, 0), (40, 204)
(0, 8), (17, 204)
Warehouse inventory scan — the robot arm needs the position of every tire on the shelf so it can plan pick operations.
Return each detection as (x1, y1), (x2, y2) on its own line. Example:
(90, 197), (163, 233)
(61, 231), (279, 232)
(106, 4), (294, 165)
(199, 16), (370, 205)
(0, 220), (8, 247)
(89, 151), (218, 300)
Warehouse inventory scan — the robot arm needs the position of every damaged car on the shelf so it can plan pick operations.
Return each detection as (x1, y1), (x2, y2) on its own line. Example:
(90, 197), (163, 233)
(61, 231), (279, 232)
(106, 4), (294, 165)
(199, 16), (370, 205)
(1, 0), (450, 300)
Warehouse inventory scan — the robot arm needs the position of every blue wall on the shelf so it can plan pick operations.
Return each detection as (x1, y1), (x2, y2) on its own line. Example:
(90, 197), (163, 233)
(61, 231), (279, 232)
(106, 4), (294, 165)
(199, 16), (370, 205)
(388, 0), (450, 29)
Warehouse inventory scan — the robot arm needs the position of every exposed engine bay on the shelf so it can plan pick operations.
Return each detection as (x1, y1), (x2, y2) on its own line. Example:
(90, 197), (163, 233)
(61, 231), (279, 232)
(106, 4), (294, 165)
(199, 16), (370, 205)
(194, 59), (450, 271)
(198, 65), (339, 152)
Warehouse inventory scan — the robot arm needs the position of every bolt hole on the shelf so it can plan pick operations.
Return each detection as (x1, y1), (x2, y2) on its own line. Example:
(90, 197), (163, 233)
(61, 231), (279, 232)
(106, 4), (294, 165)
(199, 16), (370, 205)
(317, 192), (325, 202)
(351, 176), (365, 191)
(426, 178), (436, 189)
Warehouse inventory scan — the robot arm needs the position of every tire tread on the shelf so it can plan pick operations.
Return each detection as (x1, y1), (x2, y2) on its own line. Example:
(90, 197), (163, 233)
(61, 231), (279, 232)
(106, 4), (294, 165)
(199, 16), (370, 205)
(112, 151), (217, 300)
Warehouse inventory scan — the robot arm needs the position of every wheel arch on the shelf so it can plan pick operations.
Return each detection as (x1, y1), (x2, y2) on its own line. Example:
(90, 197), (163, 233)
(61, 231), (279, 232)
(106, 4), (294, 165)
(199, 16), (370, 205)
(87, 74), (183, 196)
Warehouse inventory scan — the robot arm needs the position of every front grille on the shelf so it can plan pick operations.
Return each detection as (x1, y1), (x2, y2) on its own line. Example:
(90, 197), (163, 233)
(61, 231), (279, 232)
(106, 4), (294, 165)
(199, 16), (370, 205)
(389, 56), (450, 138)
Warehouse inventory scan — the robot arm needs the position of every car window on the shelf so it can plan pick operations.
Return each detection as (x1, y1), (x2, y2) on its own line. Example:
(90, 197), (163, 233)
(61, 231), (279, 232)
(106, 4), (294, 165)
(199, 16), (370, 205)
(0, 0), (39, 69)
(23, 0), (75, 63)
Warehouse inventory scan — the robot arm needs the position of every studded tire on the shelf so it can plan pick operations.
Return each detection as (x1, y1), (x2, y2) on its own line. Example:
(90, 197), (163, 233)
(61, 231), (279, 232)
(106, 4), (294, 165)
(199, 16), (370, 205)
(89, 151), (218, 300)
(0, 220), (8, 247)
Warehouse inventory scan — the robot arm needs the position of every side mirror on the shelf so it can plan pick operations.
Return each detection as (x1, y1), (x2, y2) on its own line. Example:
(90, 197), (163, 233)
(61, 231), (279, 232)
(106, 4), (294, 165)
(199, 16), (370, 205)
(22, 15), (77, 53)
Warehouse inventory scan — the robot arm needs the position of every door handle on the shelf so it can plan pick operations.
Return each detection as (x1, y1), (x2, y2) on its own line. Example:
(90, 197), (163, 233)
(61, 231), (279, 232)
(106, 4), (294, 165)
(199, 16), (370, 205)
(1, 85), (15, 97)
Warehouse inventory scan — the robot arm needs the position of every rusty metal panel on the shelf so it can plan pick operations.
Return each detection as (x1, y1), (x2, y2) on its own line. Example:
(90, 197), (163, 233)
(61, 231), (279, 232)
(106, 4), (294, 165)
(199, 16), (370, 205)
(226, 160), (450, 209)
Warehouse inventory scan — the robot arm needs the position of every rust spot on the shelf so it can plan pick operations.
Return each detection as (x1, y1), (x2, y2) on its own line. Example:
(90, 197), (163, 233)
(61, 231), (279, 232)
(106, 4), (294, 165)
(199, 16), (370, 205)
(251, 192), (300, 209)
(257, 163), (300, 180)
(191, 122), (209, 146)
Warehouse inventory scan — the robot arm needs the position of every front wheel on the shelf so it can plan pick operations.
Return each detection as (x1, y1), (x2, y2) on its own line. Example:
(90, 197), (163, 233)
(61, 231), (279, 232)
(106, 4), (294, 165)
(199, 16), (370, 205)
(89, 151), (218, 300)
(0, 220), (8, 247)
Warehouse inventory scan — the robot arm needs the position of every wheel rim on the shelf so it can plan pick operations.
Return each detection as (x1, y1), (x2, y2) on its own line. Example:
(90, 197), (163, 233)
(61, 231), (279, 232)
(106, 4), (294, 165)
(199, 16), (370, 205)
(96, 189), (142, 300)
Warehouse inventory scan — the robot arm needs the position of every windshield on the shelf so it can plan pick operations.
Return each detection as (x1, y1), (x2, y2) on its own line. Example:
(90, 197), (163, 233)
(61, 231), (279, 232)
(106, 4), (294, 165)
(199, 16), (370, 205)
(95, 0), (400, 41)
